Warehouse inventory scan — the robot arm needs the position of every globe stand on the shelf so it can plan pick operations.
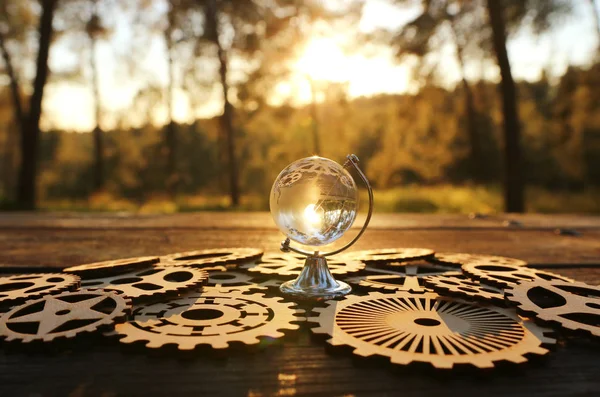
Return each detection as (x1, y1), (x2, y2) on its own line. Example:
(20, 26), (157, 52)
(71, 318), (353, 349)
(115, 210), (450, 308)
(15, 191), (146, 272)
(279, 154), (374, 300)
(279, 255), (352, 299)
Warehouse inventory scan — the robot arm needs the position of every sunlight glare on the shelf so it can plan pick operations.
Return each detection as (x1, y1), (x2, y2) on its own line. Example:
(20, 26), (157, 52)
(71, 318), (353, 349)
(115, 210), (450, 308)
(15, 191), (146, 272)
(303, 203), (323, 226)
(295, 38), (348, 82)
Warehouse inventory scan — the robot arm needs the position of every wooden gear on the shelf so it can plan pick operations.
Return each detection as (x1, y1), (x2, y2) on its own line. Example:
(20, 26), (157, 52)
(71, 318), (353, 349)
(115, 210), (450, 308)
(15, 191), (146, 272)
(505, 279), (600, 338)
(244, 253), (364, 277)
(207, 270), (282, 292)
(430, 253), (527, 268)
(462, 262), (573, 288)
(0, 290), (130, 343)
(107, 289), (303, 350)
(63, 256), (160, 278)
(344, 263), (458, 292)
(424, 274), (506, 305)
(309, 291), (555, 369)
(0, 273), (80, 306)
(80, 267), (208, 301)
(160, 248), (263, 268)
(342, 248), (434, 264)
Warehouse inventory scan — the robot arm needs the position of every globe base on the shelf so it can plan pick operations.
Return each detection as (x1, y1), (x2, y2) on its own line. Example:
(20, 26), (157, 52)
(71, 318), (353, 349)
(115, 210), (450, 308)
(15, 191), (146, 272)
(279, 255), (352, 300)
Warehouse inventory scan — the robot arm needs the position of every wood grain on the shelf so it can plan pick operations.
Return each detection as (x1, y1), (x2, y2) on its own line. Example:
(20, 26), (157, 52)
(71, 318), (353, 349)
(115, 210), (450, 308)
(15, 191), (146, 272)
(0, 213), (598, 396)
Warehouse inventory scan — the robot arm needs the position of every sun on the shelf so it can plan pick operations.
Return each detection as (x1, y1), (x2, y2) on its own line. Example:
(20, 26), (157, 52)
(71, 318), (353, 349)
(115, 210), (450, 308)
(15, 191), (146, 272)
(293, 37), (350, 82)
(272, 35), (412, 106)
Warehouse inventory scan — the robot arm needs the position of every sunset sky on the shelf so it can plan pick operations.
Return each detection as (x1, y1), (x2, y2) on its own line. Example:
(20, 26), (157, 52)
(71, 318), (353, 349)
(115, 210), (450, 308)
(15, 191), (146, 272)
(41, 0), (599, 132)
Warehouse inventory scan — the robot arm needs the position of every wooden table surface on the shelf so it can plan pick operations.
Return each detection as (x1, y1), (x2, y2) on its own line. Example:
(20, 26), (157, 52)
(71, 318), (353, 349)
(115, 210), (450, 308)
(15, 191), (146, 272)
(0, 212), (599, 397)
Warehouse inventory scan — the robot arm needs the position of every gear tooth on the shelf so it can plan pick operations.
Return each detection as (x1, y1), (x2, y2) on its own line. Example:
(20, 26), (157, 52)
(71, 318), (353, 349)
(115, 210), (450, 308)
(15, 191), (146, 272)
(507, 355), (527, 364)
(120, 336), (136, 345)
(473, 359), (494, 369)
(211, 340), (230, 349)
(531, 347), (549, 355)
(353, 346), (374, 358)
(146, 339), (164, 349)
(177, 342), (197, 351)
(429, 359), (453, 369)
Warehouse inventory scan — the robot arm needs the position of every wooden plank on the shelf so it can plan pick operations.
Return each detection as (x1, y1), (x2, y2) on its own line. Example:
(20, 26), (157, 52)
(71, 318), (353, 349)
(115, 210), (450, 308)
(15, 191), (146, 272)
(0, 265), (598, 397)
(0, 228), (598, 269)
(0, 330), (598, 397)
(0, 216), (598, 396)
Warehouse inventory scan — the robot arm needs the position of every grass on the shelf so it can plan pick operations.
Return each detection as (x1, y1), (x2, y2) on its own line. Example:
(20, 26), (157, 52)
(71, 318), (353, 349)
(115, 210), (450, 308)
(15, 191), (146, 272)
(3, 185), (598, 214)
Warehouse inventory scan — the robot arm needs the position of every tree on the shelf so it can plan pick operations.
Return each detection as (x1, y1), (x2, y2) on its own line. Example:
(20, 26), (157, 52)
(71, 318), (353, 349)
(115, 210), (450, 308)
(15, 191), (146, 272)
(389, 0), (486, 182)
(487, 0), (523, 212)
(165, 0), (178, 194)
(0, 0), (59, 209)
(202, 0), (239, 205)
(86, 0), (109, 191)
(196, 0), (333, 205)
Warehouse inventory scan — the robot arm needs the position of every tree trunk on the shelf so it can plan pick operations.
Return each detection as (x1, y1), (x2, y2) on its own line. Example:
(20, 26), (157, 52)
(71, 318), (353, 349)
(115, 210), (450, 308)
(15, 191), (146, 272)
(486, 0), (524, 213)
(165, 3), (177, 195)
(90, 28), (104, 191)
(308, 76), (321, 155)
(17, 0), (58, 210)
(449, 18), (482, 182)
(0, 33), (24, 201)
(206, 0), (240, 206)
(0, 34), (24, 131)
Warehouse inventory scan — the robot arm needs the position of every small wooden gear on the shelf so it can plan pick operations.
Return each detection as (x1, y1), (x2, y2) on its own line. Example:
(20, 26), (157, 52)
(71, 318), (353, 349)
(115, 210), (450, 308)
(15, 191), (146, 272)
(0, 290), (130, 343)
(108, 289), (303, 350)
(80, 267), (208, 301)
(505, 279), (600, 338)
(161, 248), (263, 268)
(430, 253), (527, 269)
(343, 248), (435, 264)
(344, 263), (458, 292)
(309, 291), (555, 369)
(207, 270), (282, 292)
(63, 256), (160, 278)
(0, 273), (80, 307)
(244, 253), (364, 277)
(462, 262), (573, 288)
(424, 274), (506, 305)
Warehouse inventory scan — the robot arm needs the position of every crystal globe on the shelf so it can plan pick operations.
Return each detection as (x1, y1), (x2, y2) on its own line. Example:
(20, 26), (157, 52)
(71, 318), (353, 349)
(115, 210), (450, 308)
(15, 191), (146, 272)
(270, 156), (358, 246)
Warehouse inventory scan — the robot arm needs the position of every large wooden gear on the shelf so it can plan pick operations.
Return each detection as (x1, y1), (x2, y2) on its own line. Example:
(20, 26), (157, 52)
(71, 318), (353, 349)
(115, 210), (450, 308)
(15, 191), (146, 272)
(161, 248), (263, 268)
(0, 290), (130, 343)
(344, 263), (458, 292)
(462, 262), (573, 288)
(207, 270), (282, 292)
(424, 274), (506, 305)
(430, 253), (527, 269)
(108, 289), (303, 350)
(309, 291), (555, 369)
(244, 253), (364, 277)
(343, 248), (435, 264)
(505, 279), (600, 338)
(0, 273), (80, 307)
(80, 267), (208, 301)
(63, 256), (159, 278)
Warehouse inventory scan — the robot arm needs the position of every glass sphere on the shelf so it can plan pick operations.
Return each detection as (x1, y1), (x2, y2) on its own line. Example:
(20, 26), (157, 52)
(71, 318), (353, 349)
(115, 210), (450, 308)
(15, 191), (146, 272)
(270, 156), (358, 246)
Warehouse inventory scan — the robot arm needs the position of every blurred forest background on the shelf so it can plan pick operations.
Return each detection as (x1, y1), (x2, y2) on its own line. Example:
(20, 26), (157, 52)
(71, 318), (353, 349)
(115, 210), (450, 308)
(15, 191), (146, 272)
(0, 0), (599, 214)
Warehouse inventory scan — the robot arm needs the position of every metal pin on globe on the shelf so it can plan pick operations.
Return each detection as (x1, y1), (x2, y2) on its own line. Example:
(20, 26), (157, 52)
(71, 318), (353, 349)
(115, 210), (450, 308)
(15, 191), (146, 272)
(270, 154), (374, 299)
